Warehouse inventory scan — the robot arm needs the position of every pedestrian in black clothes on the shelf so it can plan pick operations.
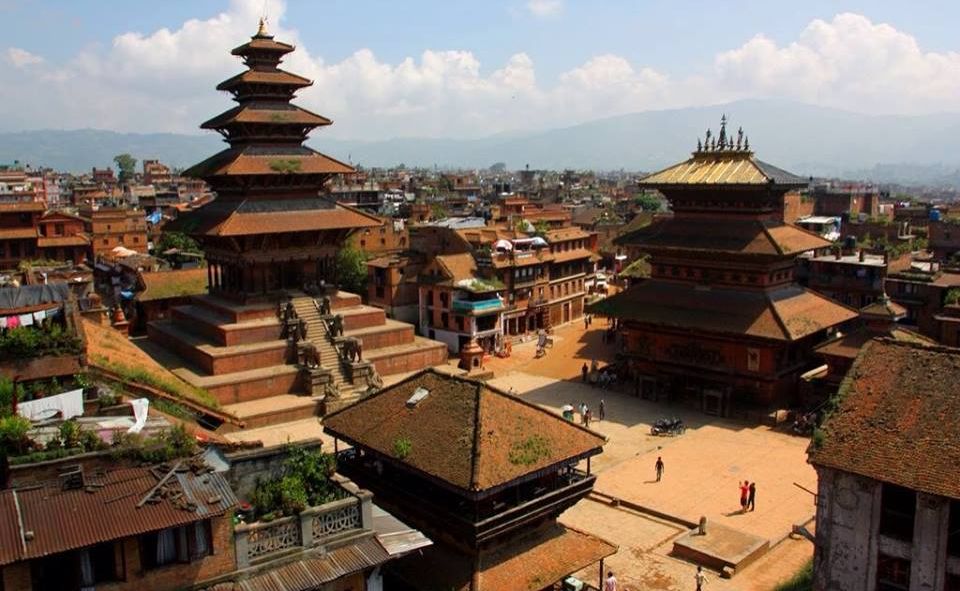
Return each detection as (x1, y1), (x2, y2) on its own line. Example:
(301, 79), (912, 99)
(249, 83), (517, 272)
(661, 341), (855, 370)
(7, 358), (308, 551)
(748, 482), (756, 511)
(655, 456), (664, 482)
(581, 362), (588, 382)
(599, 399), (605, 420)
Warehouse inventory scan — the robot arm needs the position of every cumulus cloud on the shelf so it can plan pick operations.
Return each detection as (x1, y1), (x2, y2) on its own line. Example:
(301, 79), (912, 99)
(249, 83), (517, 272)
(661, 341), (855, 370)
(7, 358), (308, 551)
(5, 47), (43, 68)
(526, 0), (563, 18)
(0, 5), (958, 139)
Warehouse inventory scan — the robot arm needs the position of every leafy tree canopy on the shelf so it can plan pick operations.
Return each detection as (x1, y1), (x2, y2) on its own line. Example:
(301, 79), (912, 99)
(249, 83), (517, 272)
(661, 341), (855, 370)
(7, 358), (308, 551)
(336, 245), (368, 295)
(113, 153), (137, 183)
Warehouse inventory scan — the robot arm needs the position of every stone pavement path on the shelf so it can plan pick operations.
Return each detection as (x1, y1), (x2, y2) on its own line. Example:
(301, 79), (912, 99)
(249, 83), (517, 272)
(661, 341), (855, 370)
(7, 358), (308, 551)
(489, 371), (816, 591)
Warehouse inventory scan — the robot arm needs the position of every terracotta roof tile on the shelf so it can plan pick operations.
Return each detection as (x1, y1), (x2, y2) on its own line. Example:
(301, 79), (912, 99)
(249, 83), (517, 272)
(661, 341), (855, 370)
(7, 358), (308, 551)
(0, 227), (38, 239)
(388, 523), (616, 591)
(201, 104), (332, 129)
(0, 202), (44, 213)
(809, 340), (960, 499)
(216, 69), (311, 91)
(324, 369), (606, 492)
(590, 282), (857, 341)
(550, 248), (595, 264)
(616, 218), (830, 256)
(435, 253), (479, 283)
(183, 146), (354, 178)
(37, 235), (89, 248)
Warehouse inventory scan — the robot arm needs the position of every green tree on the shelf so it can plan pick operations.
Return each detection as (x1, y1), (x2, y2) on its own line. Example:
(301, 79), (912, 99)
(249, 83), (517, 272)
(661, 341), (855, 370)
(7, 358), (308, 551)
(635, 193), (663, 212)
(156, 231), (201, 255)
(113, 153), (137, 183)
(430, 203), (448, 220)
(336, 245), (368, 295)
(533, 219), (550, 237)
(489, 162), (507, 173)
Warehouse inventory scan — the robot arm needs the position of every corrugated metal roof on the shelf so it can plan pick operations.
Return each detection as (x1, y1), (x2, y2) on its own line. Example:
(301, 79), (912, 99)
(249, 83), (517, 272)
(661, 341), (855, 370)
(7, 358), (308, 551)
(371, 504), (433, 556)
(0, 464), (237, 566)
(233, 536), (392, 591)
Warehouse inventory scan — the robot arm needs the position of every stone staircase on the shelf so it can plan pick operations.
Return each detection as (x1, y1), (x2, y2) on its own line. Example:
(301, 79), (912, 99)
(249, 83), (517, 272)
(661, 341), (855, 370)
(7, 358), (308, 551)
(145, 289), (446, 432)
(291, 296), (358, 401)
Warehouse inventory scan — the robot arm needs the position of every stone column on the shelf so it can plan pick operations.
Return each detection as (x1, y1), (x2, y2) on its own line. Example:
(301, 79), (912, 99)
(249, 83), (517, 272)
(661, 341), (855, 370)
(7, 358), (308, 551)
(234, 527), (250, 569)
(910, 493), (949, 591)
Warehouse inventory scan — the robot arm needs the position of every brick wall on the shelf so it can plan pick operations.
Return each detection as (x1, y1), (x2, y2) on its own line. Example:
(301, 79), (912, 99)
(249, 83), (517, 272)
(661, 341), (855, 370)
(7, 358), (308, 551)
(355, 324), (414, 350)
(206, 369), (301, 405)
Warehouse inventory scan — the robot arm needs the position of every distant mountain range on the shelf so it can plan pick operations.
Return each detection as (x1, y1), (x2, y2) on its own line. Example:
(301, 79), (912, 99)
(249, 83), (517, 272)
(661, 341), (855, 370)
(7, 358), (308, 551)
(2, 100), (960, 186)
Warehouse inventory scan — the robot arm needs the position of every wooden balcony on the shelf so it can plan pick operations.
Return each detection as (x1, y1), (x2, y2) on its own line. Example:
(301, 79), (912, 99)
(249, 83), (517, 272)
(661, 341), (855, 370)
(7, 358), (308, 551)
(336, 450), (594, 548)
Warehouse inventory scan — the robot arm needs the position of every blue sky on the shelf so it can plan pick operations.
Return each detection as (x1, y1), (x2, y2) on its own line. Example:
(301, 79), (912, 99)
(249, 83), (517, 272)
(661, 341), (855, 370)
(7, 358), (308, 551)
(2, 0), (959, 138)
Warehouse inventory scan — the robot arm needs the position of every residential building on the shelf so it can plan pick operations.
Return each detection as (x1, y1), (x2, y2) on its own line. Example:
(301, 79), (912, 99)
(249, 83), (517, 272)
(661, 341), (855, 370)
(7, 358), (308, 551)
(0, 202), (43, 270)
(142, 159), (173, 186)
(886, 263), (960, 341)
(324, 369), (618, 591)
(36, 211), (89, 265)
(799, 249), (910, 310)
(418, 252), (504, 354)
(929, 218), (960, 261)
(592, 119), (858, 415)
(351, 216), (408, 256)
(812, 183), (881, 218)
(808, 339), (960, 591)
(82, 206), (149, 259)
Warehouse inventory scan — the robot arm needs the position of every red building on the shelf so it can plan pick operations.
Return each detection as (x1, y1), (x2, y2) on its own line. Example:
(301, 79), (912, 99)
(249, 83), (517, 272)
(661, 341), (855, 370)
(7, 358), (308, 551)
(0, 201), (42, 270)
(592, 119), (857, 415)
(36, 211), (89, 265)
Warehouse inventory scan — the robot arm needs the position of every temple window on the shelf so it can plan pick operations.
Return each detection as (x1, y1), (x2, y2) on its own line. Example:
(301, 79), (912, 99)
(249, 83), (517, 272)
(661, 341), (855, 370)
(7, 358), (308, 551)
(747, 349), (760, 372)
(875, 554), (910, 591)
(878, 483), (916, 541)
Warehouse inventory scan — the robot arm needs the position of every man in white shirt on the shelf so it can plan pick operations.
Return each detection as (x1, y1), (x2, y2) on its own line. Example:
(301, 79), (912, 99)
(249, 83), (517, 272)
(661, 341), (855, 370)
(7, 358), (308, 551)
(604, 570), (617, 591)
(695, 565), (708, 591)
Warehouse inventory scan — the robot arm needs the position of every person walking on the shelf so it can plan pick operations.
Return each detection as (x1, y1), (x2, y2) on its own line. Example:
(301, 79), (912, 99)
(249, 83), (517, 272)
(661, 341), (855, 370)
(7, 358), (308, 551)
(599, 399), (605, 421)
(739, 481), (750, 513)
(695, 566), (708, 591)
(748, 482), (757, 512)
(604, 570), (617, 591)
(581, 362), (589, 382)
(655, 456), (664, 482)
(584, 315), (589, 330)
(584, 408), (592, 428)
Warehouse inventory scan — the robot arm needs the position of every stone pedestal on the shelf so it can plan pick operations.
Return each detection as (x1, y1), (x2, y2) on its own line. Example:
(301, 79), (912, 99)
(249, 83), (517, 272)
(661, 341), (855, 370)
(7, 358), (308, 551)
(301, 366), (334, 397)
(459, 338), (485, 372)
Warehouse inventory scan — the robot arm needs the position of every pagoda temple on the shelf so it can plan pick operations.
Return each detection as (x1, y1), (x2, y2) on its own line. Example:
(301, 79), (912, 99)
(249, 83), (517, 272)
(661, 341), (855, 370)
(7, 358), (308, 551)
(171, 19), (379, 300)
(591, 117), (858, 416)
(146, 23), (446, 431)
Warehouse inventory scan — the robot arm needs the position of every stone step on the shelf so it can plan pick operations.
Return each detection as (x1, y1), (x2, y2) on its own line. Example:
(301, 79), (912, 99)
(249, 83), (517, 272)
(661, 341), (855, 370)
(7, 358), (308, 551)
(343, 318), (416, 351)
(148, 320), (289, 376)
(363, 336), (448, 377)
(190, 294), (278, 323)
(220, 394), (322, 431)
(171, 304), (282, 347)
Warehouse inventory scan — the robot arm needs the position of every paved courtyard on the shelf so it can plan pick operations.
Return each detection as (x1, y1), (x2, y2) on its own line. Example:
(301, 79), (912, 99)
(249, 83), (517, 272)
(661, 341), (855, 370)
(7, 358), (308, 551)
(483, 319), (817, 589)
(225, 318), (816, 589)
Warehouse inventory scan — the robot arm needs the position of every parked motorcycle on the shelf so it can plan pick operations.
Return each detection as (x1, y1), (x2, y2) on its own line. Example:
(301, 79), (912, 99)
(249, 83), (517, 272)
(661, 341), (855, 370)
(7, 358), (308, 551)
(650, 416), (686, 436)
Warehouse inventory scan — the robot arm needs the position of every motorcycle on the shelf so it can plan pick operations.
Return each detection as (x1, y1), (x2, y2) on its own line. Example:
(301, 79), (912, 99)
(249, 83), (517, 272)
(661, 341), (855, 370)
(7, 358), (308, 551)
(650, 416), (686, 436)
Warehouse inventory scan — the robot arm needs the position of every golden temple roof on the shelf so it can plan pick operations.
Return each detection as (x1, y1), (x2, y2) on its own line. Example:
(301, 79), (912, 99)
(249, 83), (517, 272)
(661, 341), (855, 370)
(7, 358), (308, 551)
(640, 116), (807, 187)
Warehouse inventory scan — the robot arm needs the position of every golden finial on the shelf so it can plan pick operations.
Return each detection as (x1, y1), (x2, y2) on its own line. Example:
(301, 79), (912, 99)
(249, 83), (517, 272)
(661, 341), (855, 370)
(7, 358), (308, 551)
(256, 17), (269, 37)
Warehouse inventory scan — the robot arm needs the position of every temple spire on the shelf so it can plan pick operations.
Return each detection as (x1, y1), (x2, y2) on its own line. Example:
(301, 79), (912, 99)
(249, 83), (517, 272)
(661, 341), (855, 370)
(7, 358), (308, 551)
(717, 114), (728, 149)
(255, 17), (270, 38)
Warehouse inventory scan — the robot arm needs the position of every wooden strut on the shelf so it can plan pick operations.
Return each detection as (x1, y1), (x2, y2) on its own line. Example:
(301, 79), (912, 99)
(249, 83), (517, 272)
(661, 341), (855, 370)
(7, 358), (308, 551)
(137, 461), (182, 508)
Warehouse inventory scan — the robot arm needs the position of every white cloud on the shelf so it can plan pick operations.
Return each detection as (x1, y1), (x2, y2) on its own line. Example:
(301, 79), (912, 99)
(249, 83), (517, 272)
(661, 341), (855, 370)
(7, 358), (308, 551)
(526, 0), (563, 18)
(0, 6), (958, 139)
(5, 47), (43, 68)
